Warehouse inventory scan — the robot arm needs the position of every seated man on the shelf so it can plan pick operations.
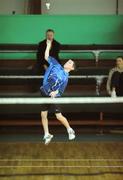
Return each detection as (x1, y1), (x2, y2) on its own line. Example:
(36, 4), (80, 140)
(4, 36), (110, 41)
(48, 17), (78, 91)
(107, 56), (123, 97)
(40, 56), (76, 145)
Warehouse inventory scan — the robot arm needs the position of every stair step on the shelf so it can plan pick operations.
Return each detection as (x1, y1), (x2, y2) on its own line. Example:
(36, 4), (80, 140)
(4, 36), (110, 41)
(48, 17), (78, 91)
(0, 119), (123, 126)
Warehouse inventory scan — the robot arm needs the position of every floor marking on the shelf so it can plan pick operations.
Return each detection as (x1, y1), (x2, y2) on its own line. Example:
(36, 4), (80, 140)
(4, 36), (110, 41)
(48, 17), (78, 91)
(0, 166), (123, 168)
(0, 159), (123, 161)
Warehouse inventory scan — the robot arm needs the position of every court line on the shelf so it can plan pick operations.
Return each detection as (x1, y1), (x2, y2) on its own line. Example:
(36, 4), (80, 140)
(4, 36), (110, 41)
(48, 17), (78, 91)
(0, 159), (123, 161)
(0, 171), (123, 178)
(0, 166), (123, 168)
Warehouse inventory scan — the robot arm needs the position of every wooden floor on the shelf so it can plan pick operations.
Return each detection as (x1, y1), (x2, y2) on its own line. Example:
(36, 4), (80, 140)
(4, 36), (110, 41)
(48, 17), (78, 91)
(0, 142), (123, 180)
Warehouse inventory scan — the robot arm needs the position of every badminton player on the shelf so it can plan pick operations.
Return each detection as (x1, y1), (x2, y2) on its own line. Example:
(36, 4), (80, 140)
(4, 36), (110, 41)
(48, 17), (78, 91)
(40, 56), (76, 145)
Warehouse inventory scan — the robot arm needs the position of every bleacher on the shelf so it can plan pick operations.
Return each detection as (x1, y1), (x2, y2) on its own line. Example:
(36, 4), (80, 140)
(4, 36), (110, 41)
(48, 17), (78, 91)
(0, 44), (123, 131)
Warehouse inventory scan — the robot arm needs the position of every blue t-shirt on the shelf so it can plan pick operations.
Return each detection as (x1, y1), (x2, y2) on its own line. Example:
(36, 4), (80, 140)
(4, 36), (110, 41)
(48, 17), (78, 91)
(40, 56), (69, 97)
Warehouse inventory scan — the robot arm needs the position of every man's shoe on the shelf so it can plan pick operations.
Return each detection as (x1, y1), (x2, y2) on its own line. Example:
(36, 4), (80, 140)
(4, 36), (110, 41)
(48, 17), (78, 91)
(68, 129), (75, 140)
(43, 134), (53, 145)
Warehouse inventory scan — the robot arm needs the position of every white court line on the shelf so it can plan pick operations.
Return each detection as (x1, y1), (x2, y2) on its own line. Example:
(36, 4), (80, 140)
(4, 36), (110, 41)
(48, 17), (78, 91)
(0, 159), (123, 162)
(0, 166), (123, 168)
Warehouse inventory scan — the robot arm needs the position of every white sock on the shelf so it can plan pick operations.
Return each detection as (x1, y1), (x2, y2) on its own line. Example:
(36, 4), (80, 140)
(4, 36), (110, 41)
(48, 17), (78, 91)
(67, 127), (73, 133)
(44, 132), (49, 138)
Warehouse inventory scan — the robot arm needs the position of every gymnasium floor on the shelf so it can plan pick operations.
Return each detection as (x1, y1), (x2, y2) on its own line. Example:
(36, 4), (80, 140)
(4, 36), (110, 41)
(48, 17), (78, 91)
(0, 134), (123, 180)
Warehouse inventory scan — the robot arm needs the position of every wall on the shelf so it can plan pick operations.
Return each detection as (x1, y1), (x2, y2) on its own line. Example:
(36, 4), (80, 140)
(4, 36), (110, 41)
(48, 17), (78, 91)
(0, 15), (123, 59)
(0, 0), (123, 15)
(0, 0), (27, 14)
(0, 15), (123, 44)
(119, 0), (123, 14)
(42, 0), (123, 15)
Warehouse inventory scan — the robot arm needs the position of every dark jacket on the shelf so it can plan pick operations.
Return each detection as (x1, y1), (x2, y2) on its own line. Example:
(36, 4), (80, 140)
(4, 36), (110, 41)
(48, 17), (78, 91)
(36, 39), (61, 74)
(107, 67), (123, 96)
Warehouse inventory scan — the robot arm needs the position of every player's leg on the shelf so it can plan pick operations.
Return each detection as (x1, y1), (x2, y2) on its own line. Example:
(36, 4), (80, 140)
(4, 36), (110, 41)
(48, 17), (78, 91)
(55, 112), (75, 140)
(40, 90), (53, 145)
(41, 110), (53, 145)
(41, 110), (49, 136)
(55, 112), (70, 129)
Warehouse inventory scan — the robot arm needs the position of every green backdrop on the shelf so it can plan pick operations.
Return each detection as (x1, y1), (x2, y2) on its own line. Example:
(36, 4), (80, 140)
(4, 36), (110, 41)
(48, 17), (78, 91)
(0, 15), (123, 59)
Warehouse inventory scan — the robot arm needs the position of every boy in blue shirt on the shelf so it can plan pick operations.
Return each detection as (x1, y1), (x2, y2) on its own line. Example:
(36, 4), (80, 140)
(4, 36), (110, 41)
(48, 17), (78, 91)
(40, 56), (76, 145)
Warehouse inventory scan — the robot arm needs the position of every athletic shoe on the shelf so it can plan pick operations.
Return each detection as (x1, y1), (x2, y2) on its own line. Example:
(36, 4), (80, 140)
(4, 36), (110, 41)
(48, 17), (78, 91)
(68, 129), (75, 140)
(43, 134), (53, 145)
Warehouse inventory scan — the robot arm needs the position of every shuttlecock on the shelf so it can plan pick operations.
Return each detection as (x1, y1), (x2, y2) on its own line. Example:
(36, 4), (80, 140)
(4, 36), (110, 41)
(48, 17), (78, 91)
(46, 2), (50, 10)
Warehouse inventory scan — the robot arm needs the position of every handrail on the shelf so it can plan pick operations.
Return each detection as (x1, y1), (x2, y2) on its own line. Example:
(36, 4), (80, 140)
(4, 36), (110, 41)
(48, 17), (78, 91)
(0, 75), (107, 96)
(0, 44), (123, 64)
(0, 97), (123, 104)
(0, 44), (123, 51)
(0, 75), (107, 79)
